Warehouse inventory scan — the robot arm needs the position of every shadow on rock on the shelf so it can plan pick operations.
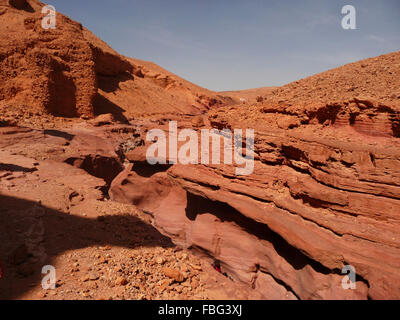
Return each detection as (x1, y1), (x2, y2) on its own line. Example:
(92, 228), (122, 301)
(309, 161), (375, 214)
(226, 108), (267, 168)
(0, 194), (174, 299)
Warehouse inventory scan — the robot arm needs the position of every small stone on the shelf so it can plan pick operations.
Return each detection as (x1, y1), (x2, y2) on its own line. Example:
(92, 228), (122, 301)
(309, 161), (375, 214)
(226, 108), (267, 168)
(137, 293), (145, 300)
(160, 279), (170, 291)
(191, 278), (199, 289)
(90, 113), (115, 127)
(116, 277), (128, 286)
(89, 273), (99, 281)
(181, 253), (188, 260)
(175, 286), (183, 294)
(162, 267), (185, 283)
(190, 263), (202, 271)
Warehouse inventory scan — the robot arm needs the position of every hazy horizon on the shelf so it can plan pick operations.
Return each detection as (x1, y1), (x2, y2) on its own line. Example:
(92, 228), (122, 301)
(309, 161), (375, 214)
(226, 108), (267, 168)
(46, 0), (400, 91)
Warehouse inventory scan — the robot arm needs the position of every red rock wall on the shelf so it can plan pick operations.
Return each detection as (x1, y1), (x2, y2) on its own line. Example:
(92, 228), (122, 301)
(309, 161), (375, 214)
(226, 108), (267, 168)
(110, 99), (400, 299)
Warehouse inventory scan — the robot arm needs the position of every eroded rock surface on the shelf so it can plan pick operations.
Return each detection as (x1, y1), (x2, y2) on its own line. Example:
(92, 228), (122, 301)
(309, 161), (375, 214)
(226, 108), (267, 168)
(0, 123), (259, 300)
(110, 52), (400, 300)
(0, 0), (230, 125)
(1, 0), (400, 301)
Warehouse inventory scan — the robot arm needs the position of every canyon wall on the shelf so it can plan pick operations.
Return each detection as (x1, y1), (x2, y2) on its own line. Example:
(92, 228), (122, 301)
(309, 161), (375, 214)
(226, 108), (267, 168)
(110, 52), (400, 300)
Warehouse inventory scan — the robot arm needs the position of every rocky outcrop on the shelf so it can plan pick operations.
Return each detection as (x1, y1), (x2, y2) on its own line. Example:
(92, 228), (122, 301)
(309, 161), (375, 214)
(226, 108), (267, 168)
(110, 51), (400, 299)
(0, 0), (96, 117)
(2, 0), (400, 300)
(0, 0), (228, 125)
(0, 123), (133, 185)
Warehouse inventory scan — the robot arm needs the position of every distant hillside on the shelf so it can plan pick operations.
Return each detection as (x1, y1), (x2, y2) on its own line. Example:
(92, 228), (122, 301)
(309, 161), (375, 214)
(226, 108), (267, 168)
(0, 0), (231, 125)
(218, 87), (277, 104)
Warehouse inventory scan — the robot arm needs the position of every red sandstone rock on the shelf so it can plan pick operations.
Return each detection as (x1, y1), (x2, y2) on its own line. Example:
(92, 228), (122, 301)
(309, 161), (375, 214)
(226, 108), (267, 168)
(2, 0), (400, 301)
(110, 51), (400, 299)
(162, 267), (185, 283)
(0, 0), (229, 125)
(89, 113), (115, 127)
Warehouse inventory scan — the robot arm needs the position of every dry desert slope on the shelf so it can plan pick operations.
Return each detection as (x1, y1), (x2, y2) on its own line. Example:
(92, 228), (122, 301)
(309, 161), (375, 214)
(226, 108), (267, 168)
(0, 0), (233, 127)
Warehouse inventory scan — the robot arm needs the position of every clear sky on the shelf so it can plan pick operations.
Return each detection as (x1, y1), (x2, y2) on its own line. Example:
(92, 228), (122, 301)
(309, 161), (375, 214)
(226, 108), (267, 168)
(45, 0), (400, 91)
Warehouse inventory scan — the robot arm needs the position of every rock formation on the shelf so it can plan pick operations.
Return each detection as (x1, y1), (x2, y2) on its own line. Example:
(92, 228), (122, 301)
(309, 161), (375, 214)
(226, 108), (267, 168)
(110, 52), (400, 300)
(0, 0), (228, 123)
(1, 0), (400, 300)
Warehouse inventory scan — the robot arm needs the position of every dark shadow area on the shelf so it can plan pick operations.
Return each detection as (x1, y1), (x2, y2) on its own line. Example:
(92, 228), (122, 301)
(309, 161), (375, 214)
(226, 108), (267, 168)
(65, 155), (124, 185)
(9, 1), (34, 12)
(0, 120), (16, 127)
(43, 130), (74, 141)
(184, 192), (371, 290)
(310, 104), (342, 125)
(0, 194), (174, 300)
(97, 72), (134, 94)
(281, 145), (307, 162)
(185, 192), (331, 274)
(292, 194), (333, 210)
(93, 93), (129, 124)
(47, 71), (78, 118)
(0, 163), (37, 173)
(131, 162), (172, 178)
(392, 117), (400, 138)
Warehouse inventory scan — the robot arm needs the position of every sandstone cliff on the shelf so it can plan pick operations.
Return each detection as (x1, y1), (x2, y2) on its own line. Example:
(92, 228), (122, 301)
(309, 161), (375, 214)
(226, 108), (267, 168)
(110, 51), (400, 300)
(0, 0), (228, 124)
(1, 0), (400, 300)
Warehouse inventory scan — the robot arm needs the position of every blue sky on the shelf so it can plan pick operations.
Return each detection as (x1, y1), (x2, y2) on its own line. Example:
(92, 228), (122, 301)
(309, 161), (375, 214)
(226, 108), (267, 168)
(46, 0), (400, 91)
